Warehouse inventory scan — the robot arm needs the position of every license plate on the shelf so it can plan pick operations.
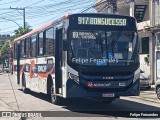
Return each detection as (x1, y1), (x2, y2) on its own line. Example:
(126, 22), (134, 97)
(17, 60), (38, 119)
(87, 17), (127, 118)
(102, 93), (115, 97)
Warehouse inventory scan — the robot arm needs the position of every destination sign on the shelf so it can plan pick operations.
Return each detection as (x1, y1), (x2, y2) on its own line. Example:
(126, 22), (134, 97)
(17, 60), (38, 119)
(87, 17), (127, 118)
(72, 31), (97, 39)
(78, 17), (127, 26)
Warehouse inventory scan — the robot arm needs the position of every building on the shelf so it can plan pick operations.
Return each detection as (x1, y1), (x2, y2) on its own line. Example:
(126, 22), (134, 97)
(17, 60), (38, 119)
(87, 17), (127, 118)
(0, 34), (11, 47)
(95, 0), (158, 84)
(0, 34), (11, 72)
(153, 0), (160, 82)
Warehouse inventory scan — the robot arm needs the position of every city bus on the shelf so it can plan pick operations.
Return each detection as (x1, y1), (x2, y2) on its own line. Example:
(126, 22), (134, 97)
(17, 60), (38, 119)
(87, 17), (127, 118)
(13, 13), (140, 104)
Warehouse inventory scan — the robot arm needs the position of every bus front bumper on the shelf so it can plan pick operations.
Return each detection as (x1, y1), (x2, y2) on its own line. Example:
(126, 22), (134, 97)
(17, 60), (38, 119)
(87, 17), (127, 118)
(66, 79), (140, 98)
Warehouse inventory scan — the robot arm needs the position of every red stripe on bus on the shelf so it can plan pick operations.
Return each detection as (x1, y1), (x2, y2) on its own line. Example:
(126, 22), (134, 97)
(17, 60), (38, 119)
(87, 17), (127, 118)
(19, 60), (55, 78)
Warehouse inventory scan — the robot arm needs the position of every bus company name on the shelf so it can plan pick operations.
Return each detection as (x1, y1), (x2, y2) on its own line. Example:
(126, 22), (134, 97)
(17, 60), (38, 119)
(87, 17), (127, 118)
(78, 17), (127, 26)
(38, 66), (47, 72)
(88, 82), (111, 88)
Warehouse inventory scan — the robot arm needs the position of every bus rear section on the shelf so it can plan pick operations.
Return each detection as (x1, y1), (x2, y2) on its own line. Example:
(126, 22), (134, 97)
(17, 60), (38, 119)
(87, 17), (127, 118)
(63, 14), (140, 102)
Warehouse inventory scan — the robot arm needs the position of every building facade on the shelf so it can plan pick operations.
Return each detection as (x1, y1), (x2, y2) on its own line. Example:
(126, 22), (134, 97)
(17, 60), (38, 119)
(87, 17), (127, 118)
(0, 34), (10, 47)
(154, 0), (160, 82)
(95, 0), (159, 84)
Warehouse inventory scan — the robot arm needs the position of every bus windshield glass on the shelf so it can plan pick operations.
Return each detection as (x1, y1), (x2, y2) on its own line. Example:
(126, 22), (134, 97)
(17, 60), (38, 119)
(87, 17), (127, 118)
(68, 30), (138, 66)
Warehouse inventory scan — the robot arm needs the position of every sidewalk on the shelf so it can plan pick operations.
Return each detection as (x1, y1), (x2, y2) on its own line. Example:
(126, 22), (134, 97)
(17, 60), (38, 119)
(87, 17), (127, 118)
(0, 73), (159, 104)
(0, 73), (20, 111)
(130, 85), (160, 104)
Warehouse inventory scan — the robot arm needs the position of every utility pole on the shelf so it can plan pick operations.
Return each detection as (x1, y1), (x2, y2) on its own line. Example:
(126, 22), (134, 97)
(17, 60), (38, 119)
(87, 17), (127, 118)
(149, 0), (155, 84)
(10, 7), (25, 29)
(106, 0), (117, 13)
(129, 0), (134, 17)
(10, 7), (26, 84)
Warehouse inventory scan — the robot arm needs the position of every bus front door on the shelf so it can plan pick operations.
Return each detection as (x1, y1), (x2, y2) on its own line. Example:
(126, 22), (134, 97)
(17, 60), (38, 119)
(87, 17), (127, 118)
(55, 28), (63, 94)
(17, 43), (20, 84)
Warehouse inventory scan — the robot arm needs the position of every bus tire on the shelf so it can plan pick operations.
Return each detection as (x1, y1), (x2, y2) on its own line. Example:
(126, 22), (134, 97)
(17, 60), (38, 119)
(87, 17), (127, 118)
(156, 86), (160, 100)
(22, 74), (30, 94)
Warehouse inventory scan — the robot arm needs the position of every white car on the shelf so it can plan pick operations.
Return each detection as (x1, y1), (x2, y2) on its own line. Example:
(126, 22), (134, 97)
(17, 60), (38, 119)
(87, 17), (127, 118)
(4, 68), (10, 73)
(140, 70), (151, 89)
(0, 67), (2, 73)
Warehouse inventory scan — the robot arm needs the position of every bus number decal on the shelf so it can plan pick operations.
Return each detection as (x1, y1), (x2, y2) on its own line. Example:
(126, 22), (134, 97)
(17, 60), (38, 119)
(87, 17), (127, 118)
(26, 65), (29, 72)
(78, 17), (127, 26)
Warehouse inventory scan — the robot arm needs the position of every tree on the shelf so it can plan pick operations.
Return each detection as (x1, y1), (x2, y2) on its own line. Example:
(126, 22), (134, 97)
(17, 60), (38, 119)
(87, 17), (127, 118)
(13, 24), (32, 38)
(0, 40), (11, 64)
(0, 24), (32, 72)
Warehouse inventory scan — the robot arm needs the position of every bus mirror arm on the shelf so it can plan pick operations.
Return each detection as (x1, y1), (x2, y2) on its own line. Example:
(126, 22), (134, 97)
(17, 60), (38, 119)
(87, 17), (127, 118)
(63, 40), (68, 51)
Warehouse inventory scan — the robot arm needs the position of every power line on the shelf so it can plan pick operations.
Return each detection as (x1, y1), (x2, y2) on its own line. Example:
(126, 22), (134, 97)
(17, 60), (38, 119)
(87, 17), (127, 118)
(24, 0), (45, 8)
(25, 0), (85, 13)
(26, 0), (72, 9)
(0, 25), (19, 30)
(26, 0), (92, 18)
(0, 17), (21, 27)
(0, 0), (95, 34)
(12, 0), (26, 7)
(0, 0), (21, 6)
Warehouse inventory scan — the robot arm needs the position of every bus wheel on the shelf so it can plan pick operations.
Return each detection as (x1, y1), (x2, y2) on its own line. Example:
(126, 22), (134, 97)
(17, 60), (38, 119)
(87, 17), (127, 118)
(50, 86), (61, 105)
(22, 74), (30, 93)
(156, 86), (160, 100)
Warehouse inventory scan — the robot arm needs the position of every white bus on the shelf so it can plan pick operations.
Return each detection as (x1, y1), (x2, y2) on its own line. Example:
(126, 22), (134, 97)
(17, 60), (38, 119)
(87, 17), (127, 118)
(13, 13), (140, 104)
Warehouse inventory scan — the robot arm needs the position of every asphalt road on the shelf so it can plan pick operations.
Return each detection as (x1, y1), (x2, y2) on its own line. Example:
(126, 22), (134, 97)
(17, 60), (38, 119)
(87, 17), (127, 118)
(0, 74), (160, 120)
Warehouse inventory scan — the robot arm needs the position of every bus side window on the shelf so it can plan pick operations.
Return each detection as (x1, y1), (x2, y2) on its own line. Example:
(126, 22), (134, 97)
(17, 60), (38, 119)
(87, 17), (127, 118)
(45, 28), (55, 56)
(38, 32), (44, 56)
(26, 38), (31, 58)
(31, 36), (37, 57)
(20, 40), (26, 58)
(14, 43), (17, 59)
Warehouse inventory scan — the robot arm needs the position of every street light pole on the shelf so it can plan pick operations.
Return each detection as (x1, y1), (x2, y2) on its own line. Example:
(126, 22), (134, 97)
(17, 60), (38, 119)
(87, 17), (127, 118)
(10, 7), (26, 29)
(9, 7), (25, 83)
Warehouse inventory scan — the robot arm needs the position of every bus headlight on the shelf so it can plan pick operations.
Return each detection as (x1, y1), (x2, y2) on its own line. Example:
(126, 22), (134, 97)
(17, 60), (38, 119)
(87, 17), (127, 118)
(133, 68), (140, 83)
(68, 72), (79, 82)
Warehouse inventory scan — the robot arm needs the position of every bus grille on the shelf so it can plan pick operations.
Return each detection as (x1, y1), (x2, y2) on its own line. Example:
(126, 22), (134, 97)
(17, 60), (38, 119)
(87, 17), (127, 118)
(80, 71), (133, 76)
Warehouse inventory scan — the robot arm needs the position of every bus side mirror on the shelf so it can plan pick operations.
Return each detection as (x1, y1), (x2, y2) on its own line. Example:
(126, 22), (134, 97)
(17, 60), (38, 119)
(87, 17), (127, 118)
(63, 40), (68, 51)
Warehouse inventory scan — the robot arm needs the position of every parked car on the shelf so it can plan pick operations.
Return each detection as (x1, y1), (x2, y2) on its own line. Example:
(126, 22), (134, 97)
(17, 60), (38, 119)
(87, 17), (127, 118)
(155, 78), (160, 99)
(140, 70), (151, 89)
(4, 68), (10, 73)
(0, 67), (2, 73)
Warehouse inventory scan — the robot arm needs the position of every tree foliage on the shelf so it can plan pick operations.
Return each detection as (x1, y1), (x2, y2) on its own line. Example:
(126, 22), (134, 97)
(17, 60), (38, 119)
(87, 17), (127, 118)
(13, 25), (32, 38)
(0, 40), (11, 64)
(0, 23), (32, 64)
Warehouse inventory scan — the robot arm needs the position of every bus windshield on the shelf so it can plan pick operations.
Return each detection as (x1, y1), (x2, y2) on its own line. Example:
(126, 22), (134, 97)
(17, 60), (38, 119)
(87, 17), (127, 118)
(68, 30), (138, 66)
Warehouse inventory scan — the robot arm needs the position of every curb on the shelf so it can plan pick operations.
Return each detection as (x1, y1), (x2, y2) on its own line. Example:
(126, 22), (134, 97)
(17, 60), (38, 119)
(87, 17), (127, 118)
(129, 96), (160, 104)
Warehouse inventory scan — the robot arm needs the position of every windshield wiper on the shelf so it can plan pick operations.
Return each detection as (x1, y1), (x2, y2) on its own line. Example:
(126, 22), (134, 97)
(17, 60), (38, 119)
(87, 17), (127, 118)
(104, 31), (108, 58)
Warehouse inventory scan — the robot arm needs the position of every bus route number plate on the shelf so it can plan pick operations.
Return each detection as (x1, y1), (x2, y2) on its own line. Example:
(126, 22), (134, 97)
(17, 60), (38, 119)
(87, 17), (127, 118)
(102, 93), (115, 97)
